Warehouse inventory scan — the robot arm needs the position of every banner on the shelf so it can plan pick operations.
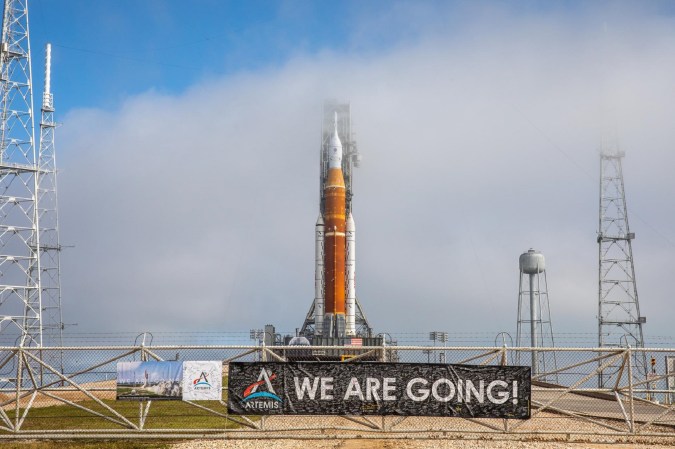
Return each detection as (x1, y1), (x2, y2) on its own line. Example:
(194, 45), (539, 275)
(116, 361), (183, 400)
(228, 362), (530, 418)
(116, 360), (223, 401)
(182, 361), (223, 401)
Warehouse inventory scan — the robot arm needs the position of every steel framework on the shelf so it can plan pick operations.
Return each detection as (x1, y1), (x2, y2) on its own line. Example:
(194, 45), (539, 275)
(33, 43), (63, 370)
(0, 0), (41, 347)
(597, 142), (646, 387)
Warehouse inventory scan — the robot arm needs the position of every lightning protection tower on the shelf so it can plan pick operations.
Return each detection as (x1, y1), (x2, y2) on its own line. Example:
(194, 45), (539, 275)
(597, 142), (646, 388)
(34, 43), (64, 363)
(516, 249), (557, 379)
(0, 0), (42, 348)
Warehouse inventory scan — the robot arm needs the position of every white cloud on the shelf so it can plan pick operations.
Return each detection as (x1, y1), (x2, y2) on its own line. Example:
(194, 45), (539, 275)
(57, 4), (675, 342)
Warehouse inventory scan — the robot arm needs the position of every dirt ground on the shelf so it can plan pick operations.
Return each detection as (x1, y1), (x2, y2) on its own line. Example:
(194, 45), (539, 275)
(0, 380), (116, 410)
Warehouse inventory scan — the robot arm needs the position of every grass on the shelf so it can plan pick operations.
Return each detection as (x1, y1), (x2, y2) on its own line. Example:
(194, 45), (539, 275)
(3, 398), (250, 431)
(1, 398), (254, 448)
(0, 374), (259, 448)
(1, 374), (259, 436)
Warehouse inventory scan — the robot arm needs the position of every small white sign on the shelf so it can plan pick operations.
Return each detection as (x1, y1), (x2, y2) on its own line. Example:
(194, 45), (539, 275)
(182, 361), (223, 401)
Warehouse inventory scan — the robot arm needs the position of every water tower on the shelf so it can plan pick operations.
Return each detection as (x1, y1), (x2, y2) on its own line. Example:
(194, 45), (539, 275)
(516, 249), (557, 377)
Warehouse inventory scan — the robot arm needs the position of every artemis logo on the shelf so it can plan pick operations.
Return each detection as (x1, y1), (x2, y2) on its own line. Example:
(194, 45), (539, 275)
(192, 371), (211, 390)
(242, 368), (282, 409)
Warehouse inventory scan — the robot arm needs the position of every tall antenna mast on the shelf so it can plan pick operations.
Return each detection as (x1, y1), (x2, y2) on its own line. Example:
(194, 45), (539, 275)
(35, 42), (64, 357)
(597, 140), (647, 387)
(0, 0), (42, 348)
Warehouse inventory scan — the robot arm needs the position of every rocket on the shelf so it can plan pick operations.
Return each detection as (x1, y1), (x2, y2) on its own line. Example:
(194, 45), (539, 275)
(314, 113), (356, 338)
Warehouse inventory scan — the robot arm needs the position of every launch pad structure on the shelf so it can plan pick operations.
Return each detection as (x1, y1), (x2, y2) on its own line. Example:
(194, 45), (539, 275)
(298, 102), (378, 348)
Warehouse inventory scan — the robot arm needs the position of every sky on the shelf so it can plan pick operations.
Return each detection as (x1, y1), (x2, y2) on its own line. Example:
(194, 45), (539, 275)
(18, 1), (675, 343)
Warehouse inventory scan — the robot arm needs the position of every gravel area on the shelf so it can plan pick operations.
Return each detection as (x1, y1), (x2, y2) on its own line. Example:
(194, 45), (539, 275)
(171, 439), (673, 449)
(170, 411), (675, 449)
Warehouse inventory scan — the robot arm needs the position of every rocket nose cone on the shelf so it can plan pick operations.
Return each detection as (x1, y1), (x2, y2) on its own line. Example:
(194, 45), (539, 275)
(316, 215), (324, 225)
(330, 111), (342, 149)
(346, 213), (355, 231)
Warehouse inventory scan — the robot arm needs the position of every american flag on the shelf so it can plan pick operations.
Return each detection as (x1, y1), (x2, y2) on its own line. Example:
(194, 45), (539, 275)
(349, 338), (363, 347)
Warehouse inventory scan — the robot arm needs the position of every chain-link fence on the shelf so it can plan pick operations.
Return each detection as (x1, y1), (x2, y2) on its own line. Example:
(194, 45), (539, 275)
(0, 344), (674, 440)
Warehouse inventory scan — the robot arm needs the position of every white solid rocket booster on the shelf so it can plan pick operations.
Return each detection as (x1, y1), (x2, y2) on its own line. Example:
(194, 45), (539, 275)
(314, 215), (325, 335)
(345, 212), (356, 336)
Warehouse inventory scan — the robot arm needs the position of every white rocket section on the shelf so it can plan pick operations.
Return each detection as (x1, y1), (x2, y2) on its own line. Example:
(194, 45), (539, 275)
(345, 212), (356, 336)
(314, 215), (325, 334)
(328, 112), (343, 169)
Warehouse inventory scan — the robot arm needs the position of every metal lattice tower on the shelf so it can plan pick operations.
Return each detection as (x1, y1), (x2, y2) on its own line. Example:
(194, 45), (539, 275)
(0, 0), (41, 348)
(35, 43), (64, 354)
(515, 249), (557, 379)
(597, 141), (646, 387)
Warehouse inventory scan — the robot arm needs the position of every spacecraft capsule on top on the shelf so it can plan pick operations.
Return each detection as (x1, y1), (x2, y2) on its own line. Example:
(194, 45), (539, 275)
(327, 112), (343, 168)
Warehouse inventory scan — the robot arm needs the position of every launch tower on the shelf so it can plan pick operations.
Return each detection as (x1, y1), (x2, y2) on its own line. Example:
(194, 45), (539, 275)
(0, 0), (42, 347)
(300, 102), (373, 343)
(0, 2), (63, 374)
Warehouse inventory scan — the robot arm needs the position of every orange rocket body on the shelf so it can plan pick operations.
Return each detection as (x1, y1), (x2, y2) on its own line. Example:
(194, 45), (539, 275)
(323, 167), (346, 319)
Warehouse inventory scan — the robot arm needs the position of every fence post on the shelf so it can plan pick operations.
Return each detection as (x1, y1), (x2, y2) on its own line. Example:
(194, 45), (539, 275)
(627, 346), (635, 433)
(501, 344), (509, 433)
(15, 347), (23, 430)
(140, 332), (149, 362)
(381, 336), (387, 362)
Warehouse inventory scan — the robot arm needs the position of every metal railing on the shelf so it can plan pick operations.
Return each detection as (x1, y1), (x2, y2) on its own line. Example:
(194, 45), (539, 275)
(0, 344), (674, 441)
